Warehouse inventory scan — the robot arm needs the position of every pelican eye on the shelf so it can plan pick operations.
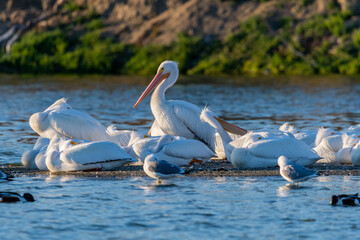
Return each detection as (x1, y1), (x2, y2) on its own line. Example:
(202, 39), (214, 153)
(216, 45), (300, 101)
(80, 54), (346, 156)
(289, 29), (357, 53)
(144, 135), (149, 138)
(67, 107), (70, 109)
(70, 141), (77, 145)
(297, 131), (300, 133)
(258, 137), (262, 140)
(171, 137), (174, 141)
(358, 135), (360, 138)
(331, 132), (334, 135)
(159, 67), (164, 74)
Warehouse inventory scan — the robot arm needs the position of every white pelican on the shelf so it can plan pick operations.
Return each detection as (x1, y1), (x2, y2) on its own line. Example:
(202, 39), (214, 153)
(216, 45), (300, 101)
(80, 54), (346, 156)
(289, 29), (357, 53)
(133, 60), (247, 156)
(29, 98), (133, 146)
(279, 123), (338, 148)
(22, 137), (50, 169)
(278, 156), (319, 185)
(143, 154), (185, 184)
(350, 143), (360, 166)
(0, 192), (35, 202)
(30, 98), (110, 141)
(129, 134), (215, 166)
(201, 108), (320, 168)
(45, 138), (136, 172)
(314, 133), (360, 163)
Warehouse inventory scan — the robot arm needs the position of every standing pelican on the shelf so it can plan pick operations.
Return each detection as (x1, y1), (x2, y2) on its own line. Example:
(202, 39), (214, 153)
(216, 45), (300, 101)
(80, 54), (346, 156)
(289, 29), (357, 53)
(133, 60), (247, 155)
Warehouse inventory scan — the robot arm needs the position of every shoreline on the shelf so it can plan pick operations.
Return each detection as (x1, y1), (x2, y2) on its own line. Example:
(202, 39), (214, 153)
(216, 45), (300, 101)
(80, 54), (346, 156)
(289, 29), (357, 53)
(2, 159), (360, 178)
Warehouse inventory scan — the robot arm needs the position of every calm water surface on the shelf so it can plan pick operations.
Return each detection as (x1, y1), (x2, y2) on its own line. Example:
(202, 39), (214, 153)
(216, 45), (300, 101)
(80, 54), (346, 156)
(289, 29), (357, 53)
(1, 75), (360, 239)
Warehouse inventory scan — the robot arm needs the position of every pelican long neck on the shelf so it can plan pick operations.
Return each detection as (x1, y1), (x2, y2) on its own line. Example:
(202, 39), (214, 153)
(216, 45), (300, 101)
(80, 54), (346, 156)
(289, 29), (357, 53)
(151, 70), (178, 108)
(201, 109), (233, 159)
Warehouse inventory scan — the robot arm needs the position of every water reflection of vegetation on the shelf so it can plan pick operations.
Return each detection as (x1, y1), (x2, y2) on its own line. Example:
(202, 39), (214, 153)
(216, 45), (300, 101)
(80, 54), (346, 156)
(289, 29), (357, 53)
(2, 6), (360, 76)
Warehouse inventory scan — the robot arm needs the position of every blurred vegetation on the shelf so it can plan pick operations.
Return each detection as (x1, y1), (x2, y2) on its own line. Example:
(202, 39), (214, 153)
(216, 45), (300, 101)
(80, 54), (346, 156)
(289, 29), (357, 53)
(2, 3), (360, 76)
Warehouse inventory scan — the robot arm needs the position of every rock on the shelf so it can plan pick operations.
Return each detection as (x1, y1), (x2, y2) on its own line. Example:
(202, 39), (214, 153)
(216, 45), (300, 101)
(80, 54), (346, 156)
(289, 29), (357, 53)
(338, 0), (360, 15)
(41, 0), (57, 11)
(6, 0), (42, 11)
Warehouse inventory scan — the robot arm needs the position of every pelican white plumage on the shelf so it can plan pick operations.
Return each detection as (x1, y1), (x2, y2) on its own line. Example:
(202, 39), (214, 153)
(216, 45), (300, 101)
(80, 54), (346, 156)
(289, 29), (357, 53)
(29, 98), (133, 147)
(30, 98), (110, 141)
(279, 123), (337, 147)
(22, 137), (50, 169)
(351, 143), (360, 166)
(45, 138), (136, 172)
(314, 133), (360, 163)
(133, 60), (247, 156)
(201, 108), (320, 168)
(129, 134), (215, 166)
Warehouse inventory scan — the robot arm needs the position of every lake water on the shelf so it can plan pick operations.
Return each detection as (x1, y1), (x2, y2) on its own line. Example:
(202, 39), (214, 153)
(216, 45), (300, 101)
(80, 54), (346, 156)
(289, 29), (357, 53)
(1, 75), (360, 239)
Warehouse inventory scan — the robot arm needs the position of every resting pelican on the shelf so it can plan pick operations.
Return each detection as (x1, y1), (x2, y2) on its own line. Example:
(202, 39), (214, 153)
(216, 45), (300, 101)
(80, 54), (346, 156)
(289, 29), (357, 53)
(29, 98), (133, 146)
(129, 135), (215, 166)
(22, 137), (50, 169)
(279, 123), (338, 148)
(133, 60), (247, 155)
(45, 138), (136, 172)
(143, 154), (185, 184)
(314, 133), (360, 163)
(201, 108), (320, 168)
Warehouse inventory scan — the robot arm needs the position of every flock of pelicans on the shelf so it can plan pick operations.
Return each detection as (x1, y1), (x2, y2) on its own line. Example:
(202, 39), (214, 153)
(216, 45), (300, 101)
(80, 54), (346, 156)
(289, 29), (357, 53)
(1, 60), (360, 205)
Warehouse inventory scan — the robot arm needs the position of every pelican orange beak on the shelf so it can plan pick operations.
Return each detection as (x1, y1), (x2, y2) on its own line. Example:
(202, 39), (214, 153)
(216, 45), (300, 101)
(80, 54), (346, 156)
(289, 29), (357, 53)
(133, 72), (170, 108)
(213, 116), (248, 136)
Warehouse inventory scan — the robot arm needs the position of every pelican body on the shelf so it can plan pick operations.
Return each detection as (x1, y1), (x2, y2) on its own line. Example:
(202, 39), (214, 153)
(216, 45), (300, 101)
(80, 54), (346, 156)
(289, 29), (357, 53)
(45, 138), (136, 172)
(201, 108), (320, 168)
(129, 135), (215, 166)
(133, 60), (246, 156)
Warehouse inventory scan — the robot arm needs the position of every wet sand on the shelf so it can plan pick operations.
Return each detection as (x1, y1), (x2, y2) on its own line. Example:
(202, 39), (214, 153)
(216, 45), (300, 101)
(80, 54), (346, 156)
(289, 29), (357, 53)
(2, 159), (360, 178)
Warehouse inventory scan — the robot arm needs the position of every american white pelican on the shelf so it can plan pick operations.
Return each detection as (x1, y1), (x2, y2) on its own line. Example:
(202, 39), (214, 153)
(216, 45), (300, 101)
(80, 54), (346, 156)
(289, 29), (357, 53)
(148, 119), (166, 136)
(279, 123), (338, 148)
(314, 133), (360, 163)
(330, 193), (360, 206)
(133, 60), (247, 156)
(29, 98), (134, 147)
(278, 156), (319, 185)
(201, 107), (320, 168)
(30, 98), (110, 141)
(129, 134), (215, 166)
(0, 192), (35, 202)
(350, 143), (360, 166)
(143, 154), (185, 184)
(22, 137), (50, 169)
(45, 138), (136, 172)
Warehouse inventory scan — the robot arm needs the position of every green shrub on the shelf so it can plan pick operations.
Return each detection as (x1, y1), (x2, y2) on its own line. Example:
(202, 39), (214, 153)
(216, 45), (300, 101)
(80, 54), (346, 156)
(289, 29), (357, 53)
(324, 14), (345, 37)
(352, 30), (360, 47)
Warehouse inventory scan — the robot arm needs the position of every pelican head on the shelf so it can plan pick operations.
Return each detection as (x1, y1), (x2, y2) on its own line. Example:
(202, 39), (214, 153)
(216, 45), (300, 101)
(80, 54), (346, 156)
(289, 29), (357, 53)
(133, 60), (179, 108)
(45, 98), (71, 112)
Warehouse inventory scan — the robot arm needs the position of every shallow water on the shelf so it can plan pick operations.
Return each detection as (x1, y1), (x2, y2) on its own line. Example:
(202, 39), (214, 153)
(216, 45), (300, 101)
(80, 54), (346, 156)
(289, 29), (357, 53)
(1, 75), (360, 239)
(1, 175), (360, 239)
